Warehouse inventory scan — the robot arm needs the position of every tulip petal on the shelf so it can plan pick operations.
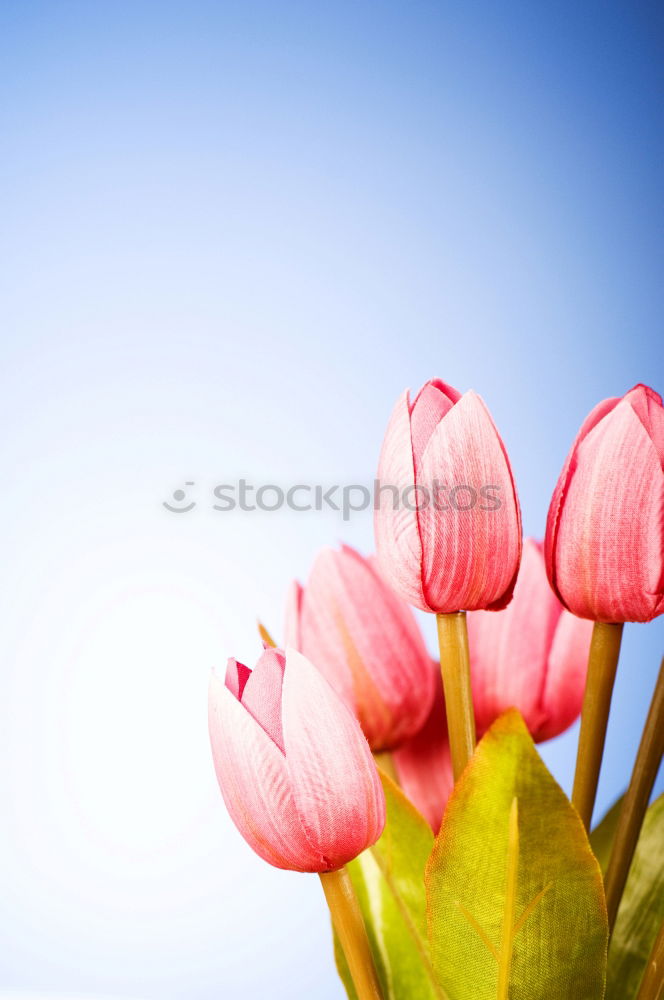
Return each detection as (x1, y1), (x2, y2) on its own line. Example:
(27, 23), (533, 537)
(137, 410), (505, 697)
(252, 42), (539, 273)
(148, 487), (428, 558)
(553, 396), (664, 622)
(627, 384), (664, 469)
(466, 538), (591, 743)
(417, 391), (522, 612)
(293, 549), (356, 710)
(393, 665), (454, 832)
(545, 395), (620, 598)
(239, 646), (286, 751)
(225, 657), (251, 700)
(375, 389), (428, 609)
(297, 545), (434, 750)
(410, 380), (458, 473)
(338, 547), (434, 745)
(537, 611), (593, 742)
(367, 551), (425, 643)
(208, 673), (324, 871)
(467, 539), (560, 737)
(281, 647), (385, 868)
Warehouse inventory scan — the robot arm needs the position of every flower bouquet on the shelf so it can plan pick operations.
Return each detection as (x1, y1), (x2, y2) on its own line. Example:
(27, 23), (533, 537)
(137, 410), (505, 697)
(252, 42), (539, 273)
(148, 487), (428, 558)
(208, 380), (664, 999)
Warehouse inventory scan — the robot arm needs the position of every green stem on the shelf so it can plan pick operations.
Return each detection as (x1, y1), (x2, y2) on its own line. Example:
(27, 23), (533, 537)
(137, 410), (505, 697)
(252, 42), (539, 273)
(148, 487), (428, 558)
(572, 621), (624, 830)
(497, 798), (519, 1000)
(636, 918), (664, 1000)
(320, 867), (384, 1000)
(605, 656), (664, 933)
(436, 612), (476, 781)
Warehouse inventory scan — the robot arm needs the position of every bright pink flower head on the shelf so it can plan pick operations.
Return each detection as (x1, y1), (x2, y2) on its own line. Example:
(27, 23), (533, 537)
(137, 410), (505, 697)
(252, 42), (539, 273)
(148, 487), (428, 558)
(374, 379), (522, 613)
(284, 545), (434, 752)
(467, 538), (593, 742)
(208, 645), (385, 872)
(392, 663), (454, 833)
(545, 384), (664, 623)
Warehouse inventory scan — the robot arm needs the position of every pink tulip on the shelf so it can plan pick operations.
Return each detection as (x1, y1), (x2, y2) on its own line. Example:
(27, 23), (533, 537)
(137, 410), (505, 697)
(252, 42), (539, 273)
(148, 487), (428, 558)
(393, 664), (454, 832)
(546, 384), (664, 623)
(208, 645), (385, 872)
(284, 545), (434, 751)
(375, 378), (522, 613)
(466, 538), (593, 742)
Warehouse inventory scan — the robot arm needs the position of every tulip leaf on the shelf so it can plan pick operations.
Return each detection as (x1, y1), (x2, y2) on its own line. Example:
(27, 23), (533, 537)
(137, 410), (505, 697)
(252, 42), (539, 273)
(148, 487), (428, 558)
(426, 710), (608, 1000)
(590, 796), (624, 874)
(606, 794), (664, 999)
(336, 771), (446, 1000)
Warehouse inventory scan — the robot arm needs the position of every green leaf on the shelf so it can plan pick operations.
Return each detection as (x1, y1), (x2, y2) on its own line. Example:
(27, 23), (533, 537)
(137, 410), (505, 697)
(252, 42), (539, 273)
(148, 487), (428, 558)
(606, 794), (664, 999)
(339, 771), (447, 1000)
(425, 710), (608, 1000)
(590, 796), (624, 875)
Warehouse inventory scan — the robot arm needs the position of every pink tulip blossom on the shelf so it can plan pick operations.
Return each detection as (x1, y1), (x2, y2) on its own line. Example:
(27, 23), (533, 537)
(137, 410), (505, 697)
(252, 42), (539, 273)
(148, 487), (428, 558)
(467, 538), (593, 742)
(545, 384), (664, 623)
(208, 645), (385, 872)
(393, 664), (454, 832)
(375, 378), (522, 613)
(284, 545), (434, 751)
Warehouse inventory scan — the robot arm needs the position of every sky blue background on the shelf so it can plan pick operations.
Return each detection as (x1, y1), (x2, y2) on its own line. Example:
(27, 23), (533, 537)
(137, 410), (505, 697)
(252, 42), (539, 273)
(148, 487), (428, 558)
(1, 2), (662, 998)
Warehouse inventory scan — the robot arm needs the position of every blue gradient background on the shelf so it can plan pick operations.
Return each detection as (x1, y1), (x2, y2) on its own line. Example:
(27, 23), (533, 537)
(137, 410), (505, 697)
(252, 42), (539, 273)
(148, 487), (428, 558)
(0, 2), (662, 997)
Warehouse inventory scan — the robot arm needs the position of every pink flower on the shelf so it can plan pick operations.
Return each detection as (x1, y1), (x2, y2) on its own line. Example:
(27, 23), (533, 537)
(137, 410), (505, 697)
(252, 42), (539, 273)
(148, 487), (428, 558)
(284, 545), (434, 751)
(545, 384), (664, 623)
(374, 378), (522, 613)
(466, 538), (593, 742)
(208, 645), (385, 872)
(393, 664), (454, 832)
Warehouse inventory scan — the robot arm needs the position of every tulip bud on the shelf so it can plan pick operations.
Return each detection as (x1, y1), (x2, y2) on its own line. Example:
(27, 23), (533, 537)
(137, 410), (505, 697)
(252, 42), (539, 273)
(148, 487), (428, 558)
(466, 538), (593, 742)
(208, 645), (385, 872)
(284, 544), (434, 751)
(392, 664), (454, 832)
(545, 384), (664, 623)
(374, 378), (522, 613)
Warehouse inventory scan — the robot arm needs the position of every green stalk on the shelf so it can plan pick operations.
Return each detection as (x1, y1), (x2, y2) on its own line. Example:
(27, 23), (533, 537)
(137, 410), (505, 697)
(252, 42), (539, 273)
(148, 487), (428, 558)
(436, 612), (476, 781)
(605, 657), (664, 933)
(320, 867), (384, 1000)
(572, 621), (624, 829)
(636, 918), (664, 999)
